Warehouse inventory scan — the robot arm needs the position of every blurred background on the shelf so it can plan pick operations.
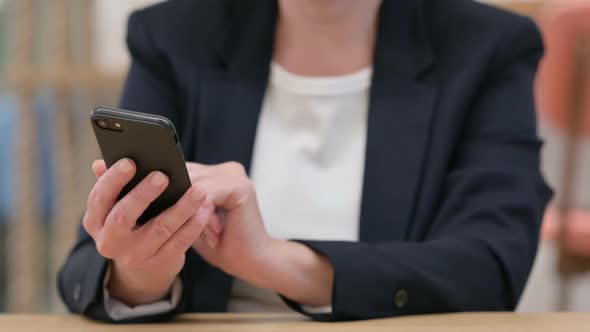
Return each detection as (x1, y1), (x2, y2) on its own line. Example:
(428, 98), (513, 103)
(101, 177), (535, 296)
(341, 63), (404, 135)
(0, 0), (589, 314)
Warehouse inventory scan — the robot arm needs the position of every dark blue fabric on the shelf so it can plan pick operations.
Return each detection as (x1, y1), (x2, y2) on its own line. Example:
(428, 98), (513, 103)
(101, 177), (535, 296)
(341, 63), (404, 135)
(58, 0), (552, 323)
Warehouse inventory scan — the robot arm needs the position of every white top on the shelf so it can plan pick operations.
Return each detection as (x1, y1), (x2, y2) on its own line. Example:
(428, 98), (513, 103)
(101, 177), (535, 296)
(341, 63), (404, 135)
(104, 63), (372, 318)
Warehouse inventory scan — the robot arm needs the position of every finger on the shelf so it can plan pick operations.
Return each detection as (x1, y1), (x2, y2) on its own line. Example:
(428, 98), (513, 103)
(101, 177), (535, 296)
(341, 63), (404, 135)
(540, 207), (558, 241)
(190, 234), (218, 269)
(191, 233), (211, 257)
(197, 175), (254, 210)
(152, 200), (214, 260)
(102, 171), (169, 237)
(562, 212), (590, 255)
(135, 185), (207, 256)
(92, 160), (107, 179)
(203, 226), (219, 249)
(82, 210), (99, 238)
(86, 158), (136, 231)
(207, 212), (224, 234)
(186, 162), (217, 183)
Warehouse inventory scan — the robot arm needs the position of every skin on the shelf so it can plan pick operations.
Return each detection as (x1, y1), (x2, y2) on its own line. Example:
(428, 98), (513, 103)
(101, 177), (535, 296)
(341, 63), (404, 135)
(88, 0), (382, 308)
(85, 159), (219, 305)
(274, 0), (381, 76)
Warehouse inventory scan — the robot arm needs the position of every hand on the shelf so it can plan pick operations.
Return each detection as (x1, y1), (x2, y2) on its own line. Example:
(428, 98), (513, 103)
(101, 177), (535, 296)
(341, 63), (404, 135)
(83, 159), (214, 306)
(186, 162), (272, 280)
(187, 162), (333, 307)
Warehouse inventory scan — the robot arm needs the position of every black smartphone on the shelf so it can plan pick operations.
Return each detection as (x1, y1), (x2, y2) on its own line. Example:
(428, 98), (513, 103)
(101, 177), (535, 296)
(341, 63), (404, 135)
(90, 107), (191, 225)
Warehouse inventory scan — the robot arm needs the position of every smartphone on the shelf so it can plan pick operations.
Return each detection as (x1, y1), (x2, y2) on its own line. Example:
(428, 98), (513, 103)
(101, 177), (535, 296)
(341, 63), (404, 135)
(90, 107), (191, 225)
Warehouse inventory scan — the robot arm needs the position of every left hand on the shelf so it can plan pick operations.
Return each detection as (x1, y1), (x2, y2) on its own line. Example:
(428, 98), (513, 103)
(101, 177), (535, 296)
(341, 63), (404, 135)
(186, 162), (273, 281)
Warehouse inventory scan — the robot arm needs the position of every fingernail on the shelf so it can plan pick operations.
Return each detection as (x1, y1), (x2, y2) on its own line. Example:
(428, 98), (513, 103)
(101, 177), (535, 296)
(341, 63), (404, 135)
(191, 186), (206, 202)
(152, 172), (167, 186)
(212, 221), (222, 234)
(119, 159), (133, 173)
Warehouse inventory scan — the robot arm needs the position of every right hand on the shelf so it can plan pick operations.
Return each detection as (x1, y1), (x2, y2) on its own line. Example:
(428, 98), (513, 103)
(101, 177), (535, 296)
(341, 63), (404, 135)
(82, 158), (214, 306)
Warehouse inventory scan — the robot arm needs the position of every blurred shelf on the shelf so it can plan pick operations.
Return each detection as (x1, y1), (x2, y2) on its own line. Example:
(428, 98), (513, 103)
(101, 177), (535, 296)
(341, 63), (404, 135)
(489, 1), (545, 17)
(7, 66), (124, 90)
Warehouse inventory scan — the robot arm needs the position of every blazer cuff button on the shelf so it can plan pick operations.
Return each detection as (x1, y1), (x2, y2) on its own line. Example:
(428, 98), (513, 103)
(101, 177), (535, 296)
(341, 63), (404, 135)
(394, 289), (409, 309)
(73, 283), (81, 302)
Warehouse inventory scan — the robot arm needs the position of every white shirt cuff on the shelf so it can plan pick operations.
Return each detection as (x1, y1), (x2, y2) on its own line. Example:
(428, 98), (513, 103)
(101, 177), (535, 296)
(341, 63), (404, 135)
(102, 264), (183, 321)
(301, 305), (333, 314)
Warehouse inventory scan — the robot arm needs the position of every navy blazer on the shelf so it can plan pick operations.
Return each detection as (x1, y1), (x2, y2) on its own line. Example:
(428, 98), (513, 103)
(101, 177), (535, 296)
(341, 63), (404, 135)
(58, 0), (552, 322)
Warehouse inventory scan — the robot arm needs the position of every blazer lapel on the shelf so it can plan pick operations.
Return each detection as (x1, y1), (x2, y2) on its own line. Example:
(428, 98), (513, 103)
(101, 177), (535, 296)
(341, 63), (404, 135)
(196, 69), (267, 171)
(359, 1), (438, 243)
(195, 0), (438, 244)
(195, 0), (277, 173)
(190, 0), (277, 311)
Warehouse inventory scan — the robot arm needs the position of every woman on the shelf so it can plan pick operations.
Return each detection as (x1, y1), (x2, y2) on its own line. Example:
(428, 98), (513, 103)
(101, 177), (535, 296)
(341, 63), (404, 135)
(58, 0), (552, 323)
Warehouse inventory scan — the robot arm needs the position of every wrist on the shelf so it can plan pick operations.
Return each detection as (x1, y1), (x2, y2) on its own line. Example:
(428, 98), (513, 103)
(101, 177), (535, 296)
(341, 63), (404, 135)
(243, 239), (334, 307)
(246, 238), (301, 290)
(238, 237), (283, 289)
(107, 261), (178, 306)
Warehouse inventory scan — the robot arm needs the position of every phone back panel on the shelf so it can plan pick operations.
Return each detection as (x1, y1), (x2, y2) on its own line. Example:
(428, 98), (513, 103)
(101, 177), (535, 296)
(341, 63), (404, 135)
(91, 107), (191, 225)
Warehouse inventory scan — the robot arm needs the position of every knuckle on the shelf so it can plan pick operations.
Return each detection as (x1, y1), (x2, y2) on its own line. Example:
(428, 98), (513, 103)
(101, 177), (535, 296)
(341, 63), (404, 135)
(225, 161), (246, 175)
(95, 238), (113, 258)
(173, 233), (193, 251)
(87, 189), (106, 209)
(128, 187), (149, 204)
(152, 220), (173, 240)
(82, 214), (95, 234)
(227, 178), (255, 209)
(109, 204), (128, 225)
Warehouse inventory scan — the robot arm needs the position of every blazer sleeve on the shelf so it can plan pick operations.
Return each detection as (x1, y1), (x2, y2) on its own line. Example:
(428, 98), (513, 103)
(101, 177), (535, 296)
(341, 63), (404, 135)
(57, 10), (188, 322)
(283, 20), (553, 321)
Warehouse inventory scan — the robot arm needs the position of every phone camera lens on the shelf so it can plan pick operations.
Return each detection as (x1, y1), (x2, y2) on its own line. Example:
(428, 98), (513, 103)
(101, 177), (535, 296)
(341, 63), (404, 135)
(97, 120), (108, 129)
